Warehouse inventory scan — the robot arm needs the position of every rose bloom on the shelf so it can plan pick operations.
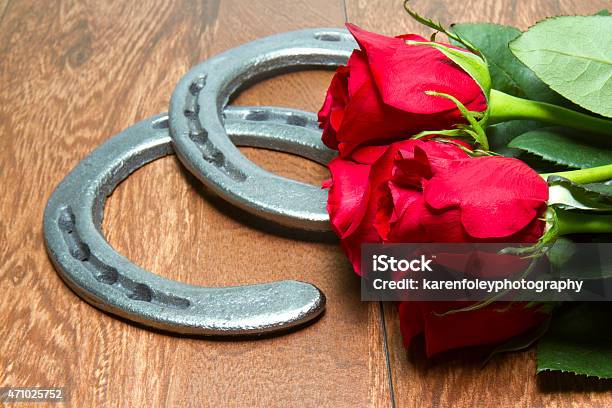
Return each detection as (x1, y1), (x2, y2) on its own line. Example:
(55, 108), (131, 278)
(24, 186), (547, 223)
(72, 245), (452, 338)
(324, 139), (550, 355)
(318, 24), (487, 157)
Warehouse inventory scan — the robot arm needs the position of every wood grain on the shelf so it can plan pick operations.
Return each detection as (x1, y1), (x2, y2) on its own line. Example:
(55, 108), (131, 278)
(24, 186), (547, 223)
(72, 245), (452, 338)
(345, 0), (611, 35)
(1, 0), (611, 407)
(0, 0), (390, 407)
(344, 1), (612, 407)
(0, 0), (9, 24)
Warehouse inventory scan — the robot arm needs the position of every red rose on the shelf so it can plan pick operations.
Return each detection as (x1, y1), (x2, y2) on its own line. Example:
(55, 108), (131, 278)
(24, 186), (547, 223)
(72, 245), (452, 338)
(318, 24), (488, 157)
(398, 301), (547, 356)
(326, 138), (548, 269)
(324, 139), (549, 354)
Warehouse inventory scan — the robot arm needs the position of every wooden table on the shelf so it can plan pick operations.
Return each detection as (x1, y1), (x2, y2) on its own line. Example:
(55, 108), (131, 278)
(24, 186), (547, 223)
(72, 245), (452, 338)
(1, 0), (610, 406)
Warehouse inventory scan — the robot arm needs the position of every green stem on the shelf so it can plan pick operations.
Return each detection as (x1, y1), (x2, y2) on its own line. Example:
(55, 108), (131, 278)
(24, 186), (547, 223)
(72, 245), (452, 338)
(556, 209), (612, 235)
(541, 164), (612, 184)
(489, 90), (612, 136)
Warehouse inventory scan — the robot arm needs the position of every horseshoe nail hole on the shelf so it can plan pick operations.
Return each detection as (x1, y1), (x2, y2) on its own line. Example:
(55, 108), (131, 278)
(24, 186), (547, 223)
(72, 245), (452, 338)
(189, 129), (208, 145)
(70, 240), (91, 262)
(128, 283), (153, 302)
(286, 115), (308, 127)
(189, 75), (207, 95)
(58, 206), (75, 231)
(313, 32), (342, 42)
(202, 150), (225, 167)
(184, 109), (198, 120)
(56, 207), (88, 262)
(151, 117), (169, 129)
(156, 293), (191, 309)
(245, 111), (270, 121)
(93, 266), (119, 285)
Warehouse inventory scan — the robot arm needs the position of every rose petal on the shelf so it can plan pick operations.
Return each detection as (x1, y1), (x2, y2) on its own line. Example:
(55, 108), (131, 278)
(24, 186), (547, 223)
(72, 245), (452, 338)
(346, 23), (405, 62)
(386, 183), (427, 242)
(340, 221), (381, 276)
(325, 157), (371, 238)
(347, 24), (487, 116)
(346, 50), (370, 97)
(424, 157), (548, 239)
(335, 72), (416, 156)
(349, 144), (389, 165)
(318, 65), (350, 149)
(399, 301), (548, 356)
(392, 141), (468, 188)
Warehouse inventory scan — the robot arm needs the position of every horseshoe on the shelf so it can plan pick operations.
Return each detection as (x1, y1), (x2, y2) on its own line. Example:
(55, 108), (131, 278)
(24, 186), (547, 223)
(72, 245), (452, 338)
(169, 28), (356, 232)
(43, 107), (332, 335)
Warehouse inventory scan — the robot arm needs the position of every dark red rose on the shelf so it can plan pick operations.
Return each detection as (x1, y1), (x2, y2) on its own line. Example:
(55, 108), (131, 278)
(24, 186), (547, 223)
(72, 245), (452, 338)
(324, 139), (549, 354)
(325, 139), (548, 272)
(318, 24), (488, 157)
(398, 301), (548, 356)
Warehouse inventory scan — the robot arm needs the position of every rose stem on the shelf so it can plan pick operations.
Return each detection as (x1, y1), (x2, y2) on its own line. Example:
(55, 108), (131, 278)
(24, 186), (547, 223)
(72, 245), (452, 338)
(556, 209), (612, 235)
(488, 90), (612, 136)
(541, 164), (612, 184)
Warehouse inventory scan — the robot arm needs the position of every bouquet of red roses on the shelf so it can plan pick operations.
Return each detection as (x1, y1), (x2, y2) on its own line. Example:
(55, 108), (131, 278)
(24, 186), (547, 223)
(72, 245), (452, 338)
(319, 3), (612, 378)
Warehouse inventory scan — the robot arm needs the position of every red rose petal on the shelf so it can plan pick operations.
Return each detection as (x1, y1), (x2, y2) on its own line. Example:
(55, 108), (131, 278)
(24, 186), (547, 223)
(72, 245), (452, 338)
(399, 301), (548, 356)
(325, 157), (371, 238)
(346, 50), (370, 98)
(424, 157), (548, 239)
(347, 24), (487, 116)
(318, 65), (350, 150)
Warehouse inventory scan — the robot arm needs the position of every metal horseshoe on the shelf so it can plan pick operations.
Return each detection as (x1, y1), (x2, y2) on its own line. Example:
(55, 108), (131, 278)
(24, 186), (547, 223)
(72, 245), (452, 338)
(44, 107), (333, 335)
(169, 28), (356, 232)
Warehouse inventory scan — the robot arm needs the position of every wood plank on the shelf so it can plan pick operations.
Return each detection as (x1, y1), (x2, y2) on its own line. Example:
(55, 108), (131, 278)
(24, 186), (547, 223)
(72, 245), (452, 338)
(345, 0), (610, 34)
(0, 0), (391, 406)
(344, 0), (612, 407)
(0, 0), (10, 24)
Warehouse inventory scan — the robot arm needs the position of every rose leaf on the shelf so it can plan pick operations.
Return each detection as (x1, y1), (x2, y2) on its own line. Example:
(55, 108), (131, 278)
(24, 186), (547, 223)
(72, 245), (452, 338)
(508, 127), (612, 169)
(509, 16), (612, 118)
(538, 304), (612, 378)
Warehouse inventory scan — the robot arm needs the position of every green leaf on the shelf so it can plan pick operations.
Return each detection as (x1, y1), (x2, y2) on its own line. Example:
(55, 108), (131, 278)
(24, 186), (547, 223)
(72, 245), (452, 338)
(544, 186), (612, 280)
(404, 38), (491, 106)
(508, 127), (612, 169)
(450, 23), (567, 158)
(485, 315), (551, 364)
(547, 175), (612, 212)
(545, 237), (577, 268)
(509, 16), (612, 118)
(546, 236), (612, 280)
(584, 180), (612, 196)
(486, 120), (542, 157)
(548, 176), (612, 208)
(429, 43), (491, 99)
(538, 304), (612, 378)
(424, 90), (489, 149)
(451, 23), (564, 104)
(451, 18), (610, 161)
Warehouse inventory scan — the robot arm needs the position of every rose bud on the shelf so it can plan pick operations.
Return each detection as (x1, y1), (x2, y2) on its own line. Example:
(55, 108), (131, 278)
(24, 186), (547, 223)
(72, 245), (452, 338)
(324, 139), (550, 354)
(318, 24), (490, 157)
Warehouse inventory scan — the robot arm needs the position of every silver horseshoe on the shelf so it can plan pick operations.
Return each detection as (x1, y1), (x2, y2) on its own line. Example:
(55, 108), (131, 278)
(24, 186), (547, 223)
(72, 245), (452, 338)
(169, 28), (356, 232)
(44, 107), (333, 335)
